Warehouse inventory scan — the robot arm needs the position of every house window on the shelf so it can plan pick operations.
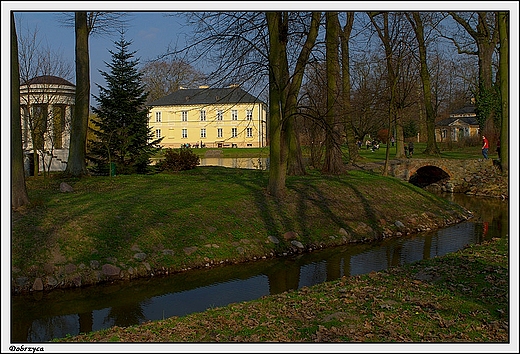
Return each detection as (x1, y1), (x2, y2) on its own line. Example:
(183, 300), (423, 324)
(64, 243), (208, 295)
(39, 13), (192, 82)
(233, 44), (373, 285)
(217, 128), (223, 138)
(155, 111), (161, 122)
(182, 128), (188, 138)
(231, 110), (238, 121)
(217, 110), (223, 121)
(231, 127), (237, 137)
(441, 129), (447, 139)
(182, 111), (188, 121)
(246, 127), (253, 138)
(155, 129), (161, 138)
(246, 110), (253, 120)
(200, 110), (206, 121)
(201, 128), (206, 138)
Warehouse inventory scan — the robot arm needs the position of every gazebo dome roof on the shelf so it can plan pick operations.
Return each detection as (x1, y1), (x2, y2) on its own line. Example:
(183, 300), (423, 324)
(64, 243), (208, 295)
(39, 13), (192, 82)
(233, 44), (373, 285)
(22, 75), (75, 87)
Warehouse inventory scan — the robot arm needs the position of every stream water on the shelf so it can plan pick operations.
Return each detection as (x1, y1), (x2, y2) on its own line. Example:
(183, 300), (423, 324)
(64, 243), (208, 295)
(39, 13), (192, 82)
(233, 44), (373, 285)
(10, 193), (508, 343)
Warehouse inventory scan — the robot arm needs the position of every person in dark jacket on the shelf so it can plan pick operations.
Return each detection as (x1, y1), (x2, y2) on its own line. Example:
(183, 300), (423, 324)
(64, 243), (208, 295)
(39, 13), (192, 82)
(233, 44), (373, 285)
(408, 141), (414, 157)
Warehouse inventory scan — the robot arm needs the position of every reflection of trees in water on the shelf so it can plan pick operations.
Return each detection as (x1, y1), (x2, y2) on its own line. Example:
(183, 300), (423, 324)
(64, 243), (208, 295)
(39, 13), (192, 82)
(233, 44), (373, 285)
(266, 262), (300, 294)
(78, 311), (93, 334)
(26, 315), (76, 342)
(449, 194), (508, 240)
(104, 299), (151, 328)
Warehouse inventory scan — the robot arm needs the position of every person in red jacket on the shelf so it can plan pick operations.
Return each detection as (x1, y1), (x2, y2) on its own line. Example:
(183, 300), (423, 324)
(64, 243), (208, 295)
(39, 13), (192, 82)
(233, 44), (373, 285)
(482, 135), (489, 159)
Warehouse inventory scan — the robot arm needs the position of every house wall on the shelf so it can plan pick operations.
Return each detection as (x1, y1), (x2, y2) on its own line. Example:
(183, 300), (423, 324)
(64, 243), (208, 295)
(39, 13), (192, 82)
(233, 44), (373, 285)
(435, 125), (479, 142)
(148, 102), (267, 148)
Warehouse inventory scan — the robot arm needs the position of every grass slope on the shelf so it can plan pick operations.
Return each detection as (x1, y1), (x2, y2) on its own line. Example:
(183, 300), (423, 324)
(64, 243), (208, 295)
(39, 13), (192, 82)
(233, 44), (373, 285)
(12, 167), (470, 292)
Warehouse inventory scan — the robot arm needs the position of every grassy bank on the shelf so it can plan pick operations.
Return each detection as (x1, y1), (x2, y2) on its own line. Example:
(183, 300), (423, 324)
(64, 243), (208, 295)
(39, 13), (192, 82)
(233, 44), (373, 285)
(57, 233), (509, 343)
(11, 166), (471, 293)
(153, 141), (489, 162)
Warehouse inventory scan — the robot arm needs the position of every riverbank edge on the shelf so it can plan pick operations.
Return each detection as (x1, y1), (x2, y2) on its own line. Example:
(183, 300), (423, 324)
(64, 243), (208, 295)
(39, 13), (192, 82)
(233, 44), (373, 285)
(56, 232), (510, 343)
(11, 200), (474, 295)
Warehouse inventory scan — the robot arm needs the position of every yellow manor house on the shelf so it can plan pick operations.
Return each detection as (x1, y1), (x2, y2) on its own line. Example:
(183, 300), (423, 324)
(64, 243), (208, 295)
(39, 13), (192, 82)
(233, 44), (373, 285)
(147, 85), (268, 149)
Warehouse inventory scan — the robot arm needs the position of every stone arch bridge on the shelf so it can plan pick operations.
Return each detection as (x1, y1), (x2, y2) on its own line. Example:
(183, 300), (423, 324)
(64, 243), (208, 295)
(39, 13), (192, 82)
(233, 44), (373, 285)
(382, 158), (498, 193)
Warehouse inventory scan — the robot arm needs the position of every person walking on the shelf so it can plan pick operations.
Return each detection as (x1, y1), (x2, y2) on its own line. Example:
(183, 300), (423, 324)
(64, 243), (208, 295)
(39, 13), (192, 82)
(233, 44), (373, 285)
(408, 141), (414, 157)
(482, 135), (489, 159)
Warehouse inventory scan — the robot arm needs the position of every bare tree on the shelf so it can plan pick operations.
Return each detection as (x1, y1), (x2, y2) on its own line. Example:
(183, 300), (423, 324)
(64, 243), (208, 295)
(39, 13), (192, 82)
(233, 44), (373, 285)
(322, 11), (345, 174)
(369, 12), (407, 174)
(446, 12), (500, 134)
(406, 12), (441, 156)
(339, 12), (358, 163)
(61, 11), (128, 177)
(180, 11), (319, 195)
(65, 11), (90, 176)
(283, 12), (321, 177)
(265, 12), (321, 195)
(140, 59), (206, 103)
(349, 54), (388, 145)
(12, 12), (30, 209)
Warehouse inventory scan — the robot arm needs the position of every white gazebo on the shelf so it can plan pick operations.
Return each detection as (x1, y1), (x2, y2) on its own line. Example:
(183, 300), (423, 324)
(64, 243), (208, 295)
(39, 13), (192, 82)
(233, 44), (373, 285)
(20, 75), (75, 174)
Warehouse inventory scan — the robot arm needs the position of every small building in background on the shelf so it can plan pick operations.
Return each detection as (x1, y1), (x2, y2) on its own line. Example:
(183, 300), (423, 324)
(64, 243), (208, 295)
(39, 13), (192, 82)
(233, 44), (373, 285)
(147, 85), (267, 149)
(20, 75), (75, 174)
(435, 104), (480, 142)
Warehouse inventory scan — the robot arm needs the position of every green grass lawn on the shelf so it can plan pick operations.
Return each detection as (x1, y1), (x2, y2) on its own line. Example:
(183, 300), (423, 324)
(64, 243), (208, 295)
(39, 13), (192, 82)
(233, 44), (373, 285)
(12, 166), (469, 290)
(354, 142), (487, 161)
(153, 142), (488, 164)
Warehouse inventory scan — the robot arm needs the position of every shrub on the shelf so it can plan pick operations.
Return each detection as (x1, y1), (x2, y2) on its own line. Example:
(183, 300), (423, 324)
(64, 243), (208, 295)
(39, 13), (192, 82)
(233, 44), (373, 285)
(156, 147), (200, 172)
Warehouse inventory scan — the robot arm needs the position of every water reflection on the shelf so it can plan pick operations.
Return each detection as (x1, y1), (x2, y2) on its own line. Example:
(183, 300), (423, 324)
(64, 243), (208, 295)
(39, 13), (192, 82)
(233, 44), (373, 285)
(11, 194), (507, 343)
(200, 157), (268, 170)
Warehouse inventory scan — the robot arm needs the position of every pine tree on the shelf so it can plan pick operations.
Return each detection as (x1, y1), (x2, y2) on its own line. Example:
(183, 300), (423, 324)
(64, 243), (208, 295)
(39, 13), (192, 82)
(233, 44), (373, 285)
(89, 31), (162, 174)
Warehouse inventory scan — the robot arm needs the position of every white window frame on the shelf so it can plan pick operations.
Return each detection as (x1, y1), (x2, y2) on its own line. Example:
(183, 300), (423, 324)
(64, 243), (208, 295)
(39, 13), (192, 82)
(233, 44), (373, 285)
(200, 128), (206, 138)
(182, 128), (188, 138)
(231, 110), (238, 121)
(156, 129), (161, 138)
(246, 110), (253, 120)
(231, 127), (237, 138)
(246, 127), (253, 138)
(155, 111), (162, 122)
(217, 110), (223, 121)
(182, 111), (188, 122)
(200, 110), (206, 121)
(217, 128), (223, 138)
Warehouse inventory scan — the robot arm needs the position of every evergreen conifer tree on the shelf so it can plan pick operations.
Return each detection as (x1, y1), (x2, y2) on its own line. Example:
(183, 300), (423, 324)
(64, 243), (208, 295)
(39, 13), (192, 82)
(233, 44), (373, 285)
(89, 31), (162, 174)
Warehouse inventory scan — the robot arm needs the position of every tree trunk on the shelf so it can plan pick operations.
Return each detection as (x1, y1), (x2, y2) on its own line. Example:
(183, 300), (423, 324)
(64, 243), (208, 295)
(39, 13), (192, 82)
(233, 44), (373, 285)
(322, 12), (345, 175)
(266, 12), (287, 197)
(11, 12), (30, 209)
(66, 11), (90, 176)
(286, 12), (321, 176)
(340, 12), (357, 164)
(498, 11), (508, 174)
(369, 12), (402, 175)
(285, 109), (306, 176)
(449, 12), (499, 132)
(409, 12), (440, 156)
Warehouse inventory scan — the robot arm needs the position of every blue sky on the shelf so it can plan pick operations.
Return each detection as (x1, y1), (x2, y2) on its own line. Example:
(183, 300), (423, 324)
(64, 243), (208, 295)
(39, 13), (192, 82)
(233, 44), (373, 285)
(12, 10), (191, 102)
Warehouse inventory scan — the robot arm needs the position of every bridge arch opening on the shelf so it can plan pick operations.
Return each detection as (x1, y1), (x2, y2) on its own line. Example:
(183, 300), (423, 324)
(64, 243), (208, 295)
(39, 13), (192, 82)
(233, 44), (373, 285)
(409, 165), (450, 188)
